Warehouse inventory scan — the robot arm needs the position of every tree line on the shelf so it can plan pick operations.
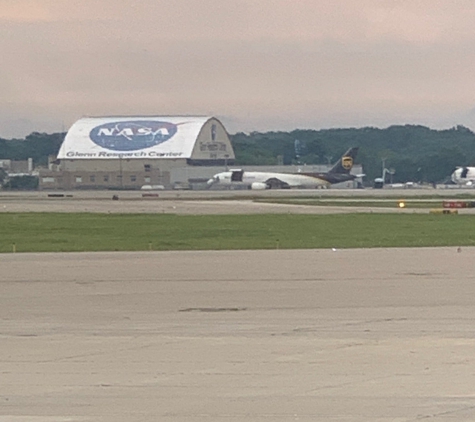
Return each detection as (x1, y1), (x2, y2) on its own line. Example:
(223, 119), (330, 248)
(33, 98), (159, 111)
(0, 132), (64, 167)
(2, 125), (475, 183)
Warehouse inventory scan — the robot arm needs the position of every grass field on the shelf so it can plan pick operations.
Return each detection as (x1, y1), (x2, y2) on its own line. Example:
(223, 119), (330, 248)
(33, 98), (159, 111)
(1, 212), (475, 253)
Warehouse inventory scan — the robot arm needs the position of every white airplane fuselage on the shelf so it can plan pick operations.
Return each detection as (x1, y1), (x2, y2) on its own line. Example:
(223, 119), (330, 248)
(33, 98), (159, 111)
(208, 147), (359, 190)
(208, 171), (330, 189)
(451, 167), (475, 185)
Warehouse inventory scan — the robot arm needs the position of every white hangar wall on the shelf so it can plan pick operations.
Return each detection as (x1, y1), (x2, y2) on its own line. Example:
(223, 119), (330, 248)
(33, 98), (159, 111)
(58, 116), (234, 162)
(41, 116), (235, 190)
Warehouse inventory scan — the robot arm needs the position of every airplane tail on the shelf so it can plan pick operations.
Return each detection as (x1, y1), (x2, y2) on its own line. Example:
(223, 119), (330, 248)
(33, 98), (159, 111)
(328, 147), (359, 174)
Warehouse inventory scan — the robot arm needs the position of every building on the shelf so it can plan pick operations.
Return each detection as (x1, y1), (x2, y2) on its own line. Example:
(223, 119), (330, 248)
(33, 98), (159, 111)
(39, 116), (235, 190)
(0, 158), (35, 175)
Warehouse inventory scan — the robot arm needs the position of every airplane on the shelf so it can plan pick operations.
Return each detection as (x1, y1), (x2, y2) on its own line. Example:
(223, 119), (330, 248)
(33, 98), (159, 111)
(207, 147), (361, 190)
(451, 167), (475, 186)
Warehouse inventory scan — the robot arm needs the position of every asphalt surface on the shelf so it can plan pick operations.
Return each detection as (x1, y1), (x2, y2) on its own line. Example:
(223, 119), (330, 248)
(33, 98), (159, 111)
(1, 188), (475, 214)
(2, 189), (475, 421)
(2, 248), (475, 421)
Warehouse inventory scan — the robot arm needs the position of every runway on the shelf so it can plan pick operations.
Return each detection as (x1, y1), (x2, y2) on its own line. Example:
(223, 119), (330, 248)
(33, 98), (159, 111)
(2, 248), (475, 421)
(1, 188), (475, 214)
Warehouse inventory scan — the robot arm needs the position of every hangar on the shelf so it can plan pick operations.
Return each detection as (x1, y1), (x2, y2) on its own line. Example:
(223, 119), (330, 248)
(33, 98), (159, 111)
(39, 116), (235, 190)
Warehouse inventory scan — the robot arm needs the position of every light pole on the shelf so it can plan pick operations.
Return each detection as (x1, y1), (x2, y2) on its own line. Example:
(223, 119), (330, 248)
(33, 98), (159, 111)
(224, 154), (229, 171)
(119, 155), (123, 189)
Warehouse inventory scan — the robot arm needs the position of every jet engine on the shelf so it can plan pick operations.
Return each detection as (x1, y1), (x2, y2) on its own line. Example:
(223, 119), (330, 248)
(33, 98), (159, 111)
(250, 182), (269, 190)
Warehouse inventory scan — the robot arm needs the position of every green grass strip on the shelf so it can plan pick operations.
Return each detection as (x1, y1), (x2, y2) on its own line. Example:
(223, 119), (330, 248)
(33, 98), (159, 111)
(1, 213), (475, 253)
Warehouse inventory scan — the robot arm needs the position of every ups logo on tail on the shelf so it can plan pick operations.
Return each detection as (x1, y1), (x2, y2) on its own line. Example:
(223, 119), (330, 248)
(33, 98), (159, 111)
(342, 156), (353, 170)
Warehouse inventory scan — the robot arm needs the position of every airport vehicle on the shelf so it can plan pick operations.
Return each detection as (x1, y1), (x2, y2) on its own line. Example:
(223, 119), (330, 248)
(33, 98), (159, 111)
(451, 167), (475, 186)
(207, 147), (360, 190)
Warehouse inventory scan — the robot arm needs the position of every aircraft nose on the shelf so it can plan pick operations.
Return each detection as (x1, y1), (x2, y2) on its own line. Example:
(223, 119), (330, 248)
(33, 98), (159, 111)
(207, 175), (220, 185)
(451, 170), (459, 183)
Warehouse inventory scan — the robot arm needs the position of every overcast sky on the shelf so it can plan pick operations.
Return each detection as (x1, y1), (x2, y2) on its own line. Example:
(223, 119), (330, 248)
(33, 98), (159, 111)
(1, 0), (475, 138)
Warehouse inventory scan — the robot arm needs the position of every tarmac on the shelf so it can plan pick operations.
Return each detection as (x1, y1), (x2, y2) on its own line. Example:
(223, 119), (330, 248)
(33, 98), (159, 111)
(2, 248), (475, 421)
(1, 188), (475, 214)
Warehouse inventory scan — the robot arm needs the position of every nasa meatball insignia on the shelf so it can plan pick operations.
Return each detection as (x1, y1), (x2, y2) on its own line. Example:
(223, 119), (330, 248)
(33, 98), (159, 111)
(89, 121), (178, 151)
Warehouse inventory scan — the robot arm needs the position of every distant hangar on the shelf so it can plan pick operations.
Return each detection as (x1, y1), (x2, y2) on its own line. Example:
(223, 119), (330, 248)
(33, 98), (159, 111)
(40, 116), (235, 190)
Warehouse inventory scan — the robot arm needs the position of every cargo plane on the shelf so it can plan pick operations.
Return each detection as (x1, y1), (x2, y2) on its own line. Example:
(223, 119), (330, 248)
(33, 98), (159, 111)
(207, 147), (360, 189)
(451, 167), (475, 186)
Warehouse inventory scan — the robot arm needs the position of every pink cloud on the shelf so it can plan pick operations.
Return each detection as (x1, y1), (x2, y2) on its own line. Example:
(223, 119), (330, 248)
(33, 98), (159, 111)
(0, 1), (52, 22)
(2, 0), (475, 137)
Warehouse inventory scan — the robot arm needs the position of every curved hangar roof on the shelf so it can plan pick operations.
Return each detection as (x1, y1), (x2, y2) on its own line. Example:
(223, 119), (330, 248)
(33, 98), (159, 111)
(57, 116), (234, 160)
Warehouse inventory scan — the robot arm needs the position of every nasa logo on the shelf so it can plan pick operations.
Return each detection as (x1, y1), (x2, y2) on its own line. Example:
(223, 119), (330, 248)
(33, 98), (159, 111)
(342, 156), (353, 170)
(89, 121), (178, 151)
